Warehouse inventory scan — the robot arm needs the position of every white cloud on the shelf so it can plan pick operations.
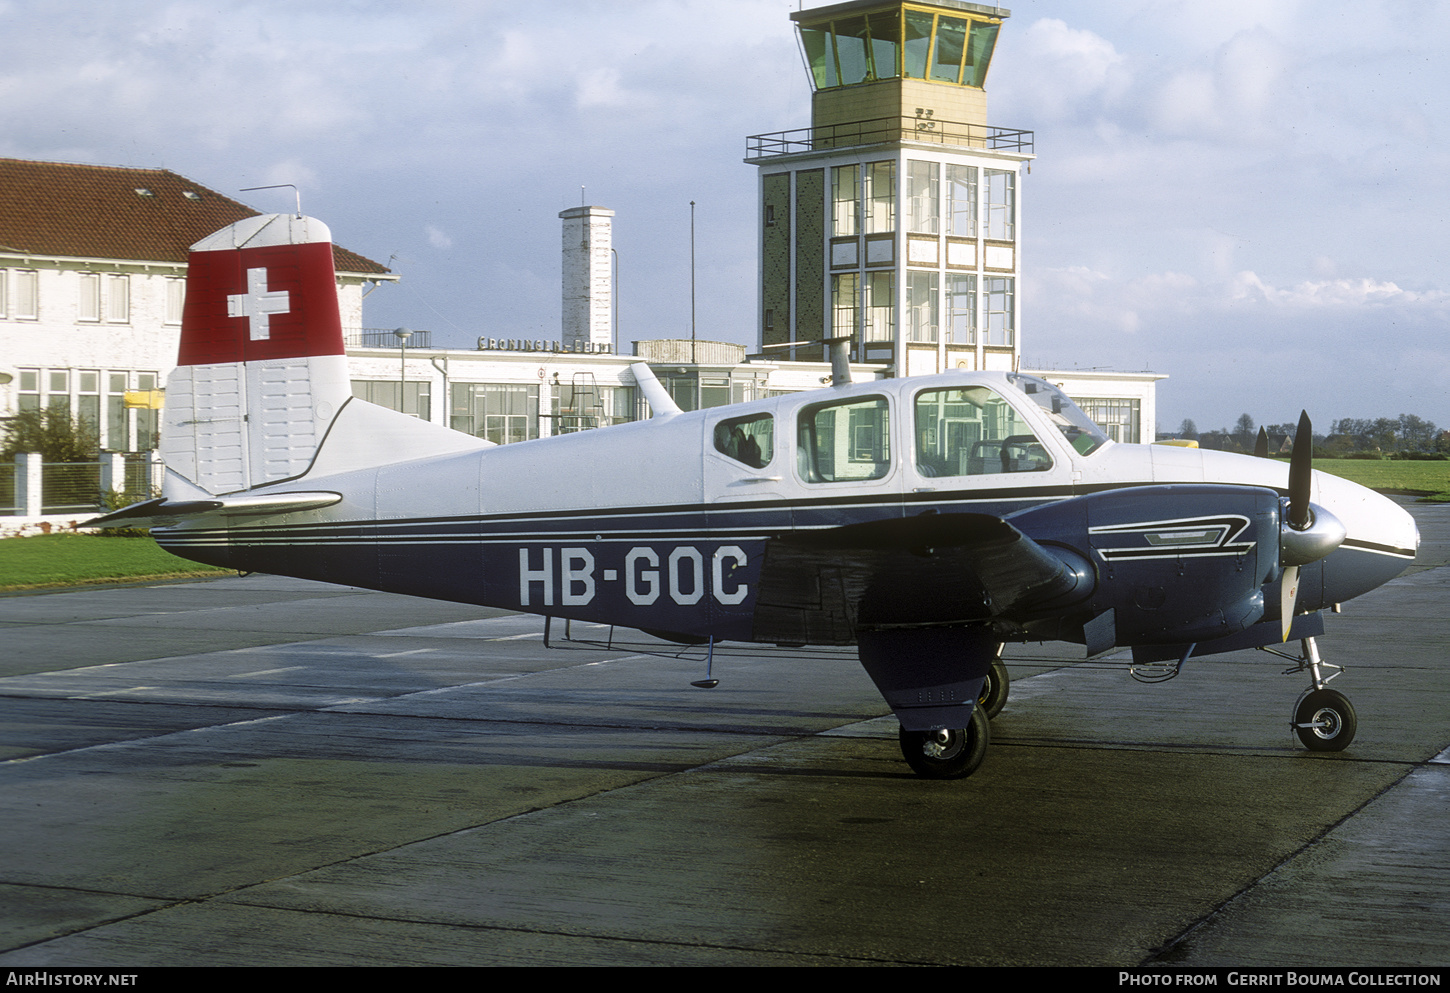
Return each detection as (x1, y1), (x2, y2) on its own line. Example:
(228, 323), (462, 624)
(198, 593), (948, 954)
(426, 225), (453, 250)
(1230, 272), (1450, 308)
(999, 18), (1129, 122)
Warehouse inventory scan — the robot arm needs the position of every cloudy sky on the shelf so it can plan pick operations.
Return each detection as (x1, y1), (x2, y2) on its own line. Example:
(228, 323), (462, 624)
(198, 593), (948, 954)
(2, 0), (1445, 433)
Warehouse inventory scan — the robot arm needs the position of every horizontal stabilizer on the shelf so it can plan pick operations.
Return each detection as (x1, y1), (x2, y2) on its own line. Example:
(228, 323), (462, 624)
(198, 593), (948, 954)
(753, 513), (1095, 643)
(86, 491), (342, 529)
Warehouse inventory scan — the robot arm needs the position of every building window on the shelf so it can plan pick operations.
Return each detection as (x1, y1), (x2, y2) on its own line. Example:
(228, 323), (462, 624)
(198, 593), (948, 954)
(0, 268), (7, 317)
(353, 379), (432, 421)
(863, 271), (894, 342)
(166, 277), (185, 324)
(946, 164), (977, 237)
(106, 275), (130, 323)
(135, 372), (160, 450)
(78, 273), (101, 322)
(450, 383), (536, 444)
(107, 372), (128, 450)
(985, 276), (1014, 346)
(47, 370), (70, 411)
(78, 370), (100, 433)
(1074, 397), (1141, 443)
(946, 273), (976, 345)
(14, 269), (38, 319)
(907, 270), (938, 343)
(907, 160), (939, 234)
(18, 368), (39, 412)
(552, 383), (634, 432)
(984, 169), (1015, 241)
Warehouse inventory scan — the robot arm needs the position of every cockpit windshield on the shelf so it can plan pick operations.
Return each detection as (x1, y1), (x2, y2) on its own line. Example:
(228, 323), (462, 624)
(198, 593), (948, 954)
(1006, 374), (1110, 456)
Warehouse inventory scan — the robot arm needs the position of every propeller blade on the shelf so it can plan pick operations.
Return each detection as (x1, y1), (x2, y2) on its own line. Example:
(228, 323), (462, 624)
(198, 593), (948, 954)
(1280, 564), (1300, 642)
(1287, 411), (1313, 530)
(1254, 427), (1270, 459)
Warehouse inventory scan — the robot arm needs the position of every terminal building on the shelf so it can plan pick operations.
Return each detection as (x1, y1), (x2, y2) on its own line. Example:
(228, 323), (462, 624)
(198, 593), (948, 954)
(0, 0), (1160, 461)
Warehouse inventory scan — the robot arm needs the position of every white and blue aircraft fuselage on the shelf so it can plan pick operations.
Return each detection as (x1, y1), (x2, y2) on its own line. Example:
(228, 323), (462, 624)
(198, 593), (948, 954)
(95, 214), (1419, 778)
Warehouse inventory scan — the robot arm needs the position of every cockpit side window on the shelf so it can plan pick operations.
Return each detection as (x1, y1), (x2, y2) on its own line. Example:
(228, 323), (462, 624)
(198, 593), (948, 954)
(913, 386), (1053, 476)
(798, 395), (891, 483)
(713, 413), (774, 469)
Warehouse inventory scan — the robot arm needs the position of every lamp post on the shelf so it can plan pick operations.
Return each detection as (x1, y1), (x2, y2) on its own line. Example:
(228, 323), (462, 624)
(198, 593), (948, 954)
(393, 328), (413, 415)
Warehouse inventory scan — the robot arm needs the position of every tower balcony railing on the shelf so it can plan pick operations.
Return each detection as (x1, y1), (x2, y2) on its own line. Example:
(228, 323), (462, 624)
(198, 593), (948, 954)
(747, 117), (1034, 159)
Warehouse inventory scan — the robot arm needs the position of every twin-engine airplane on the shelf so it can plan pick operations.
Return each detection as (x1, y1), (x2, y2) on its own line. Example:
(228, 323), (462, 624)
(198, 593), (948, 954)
(93, 213), (1421, 778)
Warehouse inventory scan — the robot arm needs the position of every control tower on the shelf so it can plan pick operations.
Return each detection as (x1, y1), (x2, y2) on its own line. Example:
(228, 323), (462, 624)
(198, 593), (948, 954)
(746, 1), (1033, 375)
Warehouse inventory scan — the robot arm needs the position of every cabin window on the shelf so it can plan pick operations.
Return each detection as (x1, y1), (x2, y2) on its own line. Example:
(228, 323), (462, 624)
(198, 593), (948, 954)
(713, 413), (773, 469)
(913, 386), (1052, 477)
(798, 395), (890, 483)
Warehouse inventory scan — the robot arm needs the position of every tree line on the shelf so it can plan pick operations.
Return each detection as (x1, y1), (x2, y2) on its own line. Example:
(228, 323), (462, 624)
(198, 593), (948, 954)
(1169, 413), (1449, 457)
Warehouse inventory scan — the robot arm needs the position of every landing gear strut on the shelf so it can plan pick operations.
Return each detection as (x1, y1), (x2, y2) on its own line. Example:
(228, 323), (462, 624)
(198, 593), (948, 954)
(1265, 635), (1356, 752)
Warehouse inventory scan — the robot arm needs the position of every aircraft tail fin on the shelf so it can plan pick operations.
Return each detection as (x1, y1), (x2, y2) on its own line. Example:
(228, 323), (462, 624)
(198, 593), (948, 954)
(161, 214), (352, 495)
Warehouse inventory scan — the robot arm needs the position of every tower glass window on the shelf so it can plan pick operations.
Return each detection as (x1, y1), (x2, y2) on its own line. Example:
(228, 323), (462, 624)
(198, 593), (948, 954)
(832, 272), (859, 338)
(946, 164), (977, 237)
(946, 273), (977, 344)
(984, 169), (1015, 241)
(799, 7), (1001, 92)
(907, 271), (938, 343)
(832, 165), (860, 237)
(985, 276), (1014, 346)
(928, 16), (969, 83)
(907, 160), (939, 234)
(864, 271), (894, 342)
(863, 161), (895, 234)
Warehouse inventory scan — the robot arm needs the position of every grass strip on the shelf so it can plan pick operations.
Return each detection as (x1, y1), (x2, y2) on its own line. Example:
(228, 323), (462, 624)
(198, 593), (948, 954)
(0, 533), (230, 591)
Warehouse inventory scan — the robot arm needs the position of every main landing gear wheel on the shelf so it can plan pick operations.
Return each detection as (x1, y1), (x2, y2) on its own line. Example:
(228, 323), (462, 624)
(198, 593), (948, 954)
(978, 652), (1010, 719)
(898, 706), (990, 779)
(1294, 688), (1357, 752)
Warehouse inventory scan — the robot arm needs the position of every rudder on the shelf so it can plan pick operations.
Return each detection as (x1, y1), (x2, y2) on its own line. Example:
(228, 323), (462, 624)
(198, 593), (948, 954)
(162, 214), (351, 495)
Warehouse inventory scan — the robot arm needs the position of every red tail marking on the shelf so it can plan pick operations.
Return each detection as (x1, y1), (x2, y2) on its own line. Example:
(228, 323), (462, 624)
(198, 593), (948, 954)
(178, 241), (344, 366)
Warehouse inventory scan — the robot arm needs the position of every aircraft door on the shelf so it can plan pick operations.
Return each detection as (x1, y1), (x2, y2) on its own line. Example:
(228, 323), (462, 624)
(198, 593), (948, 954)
(701, 408), (792, 639)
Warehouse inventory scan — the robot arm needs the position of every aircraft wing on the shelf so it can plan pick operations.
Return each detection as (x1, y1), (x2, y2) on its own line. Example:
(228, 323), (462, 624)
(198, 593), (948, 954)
(752, 512), (1094, 644)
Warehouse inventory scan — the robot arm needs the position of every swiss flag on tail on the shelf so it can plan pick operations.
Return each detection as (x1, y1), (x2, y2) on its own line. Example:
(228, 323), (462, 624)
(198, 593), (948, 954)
(179, 239), (344, 366)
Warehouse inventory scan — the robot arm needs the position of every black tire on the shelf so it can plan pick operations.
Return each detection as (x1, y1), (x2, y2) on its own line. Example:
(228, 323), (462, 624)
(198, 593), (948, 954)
(978, 652), (1009, 719)
(1294, 688), (1357, 752)
(898, 706), (990, 779)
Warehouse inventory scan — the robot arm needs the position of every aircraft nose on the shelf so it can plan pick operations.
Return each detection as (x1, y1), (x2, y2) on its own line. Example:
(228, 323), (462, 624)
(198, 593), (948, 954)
(1314, 471), (1419, 604)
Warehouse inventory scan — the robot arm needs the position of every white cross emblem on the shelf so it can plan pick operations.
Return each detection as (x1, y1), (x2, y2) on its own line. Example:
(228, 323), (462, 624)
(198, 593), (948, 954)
(227, 267), (291, 341)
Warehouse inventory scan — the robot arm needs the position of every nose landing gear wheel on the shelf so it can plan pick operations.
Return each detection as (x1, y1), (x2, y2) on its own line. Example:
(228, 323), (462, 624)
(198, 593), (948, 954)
(1294, 688), (1357, 751)
(978, 653), (1010, 719)
(899, 706), (990, 779)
